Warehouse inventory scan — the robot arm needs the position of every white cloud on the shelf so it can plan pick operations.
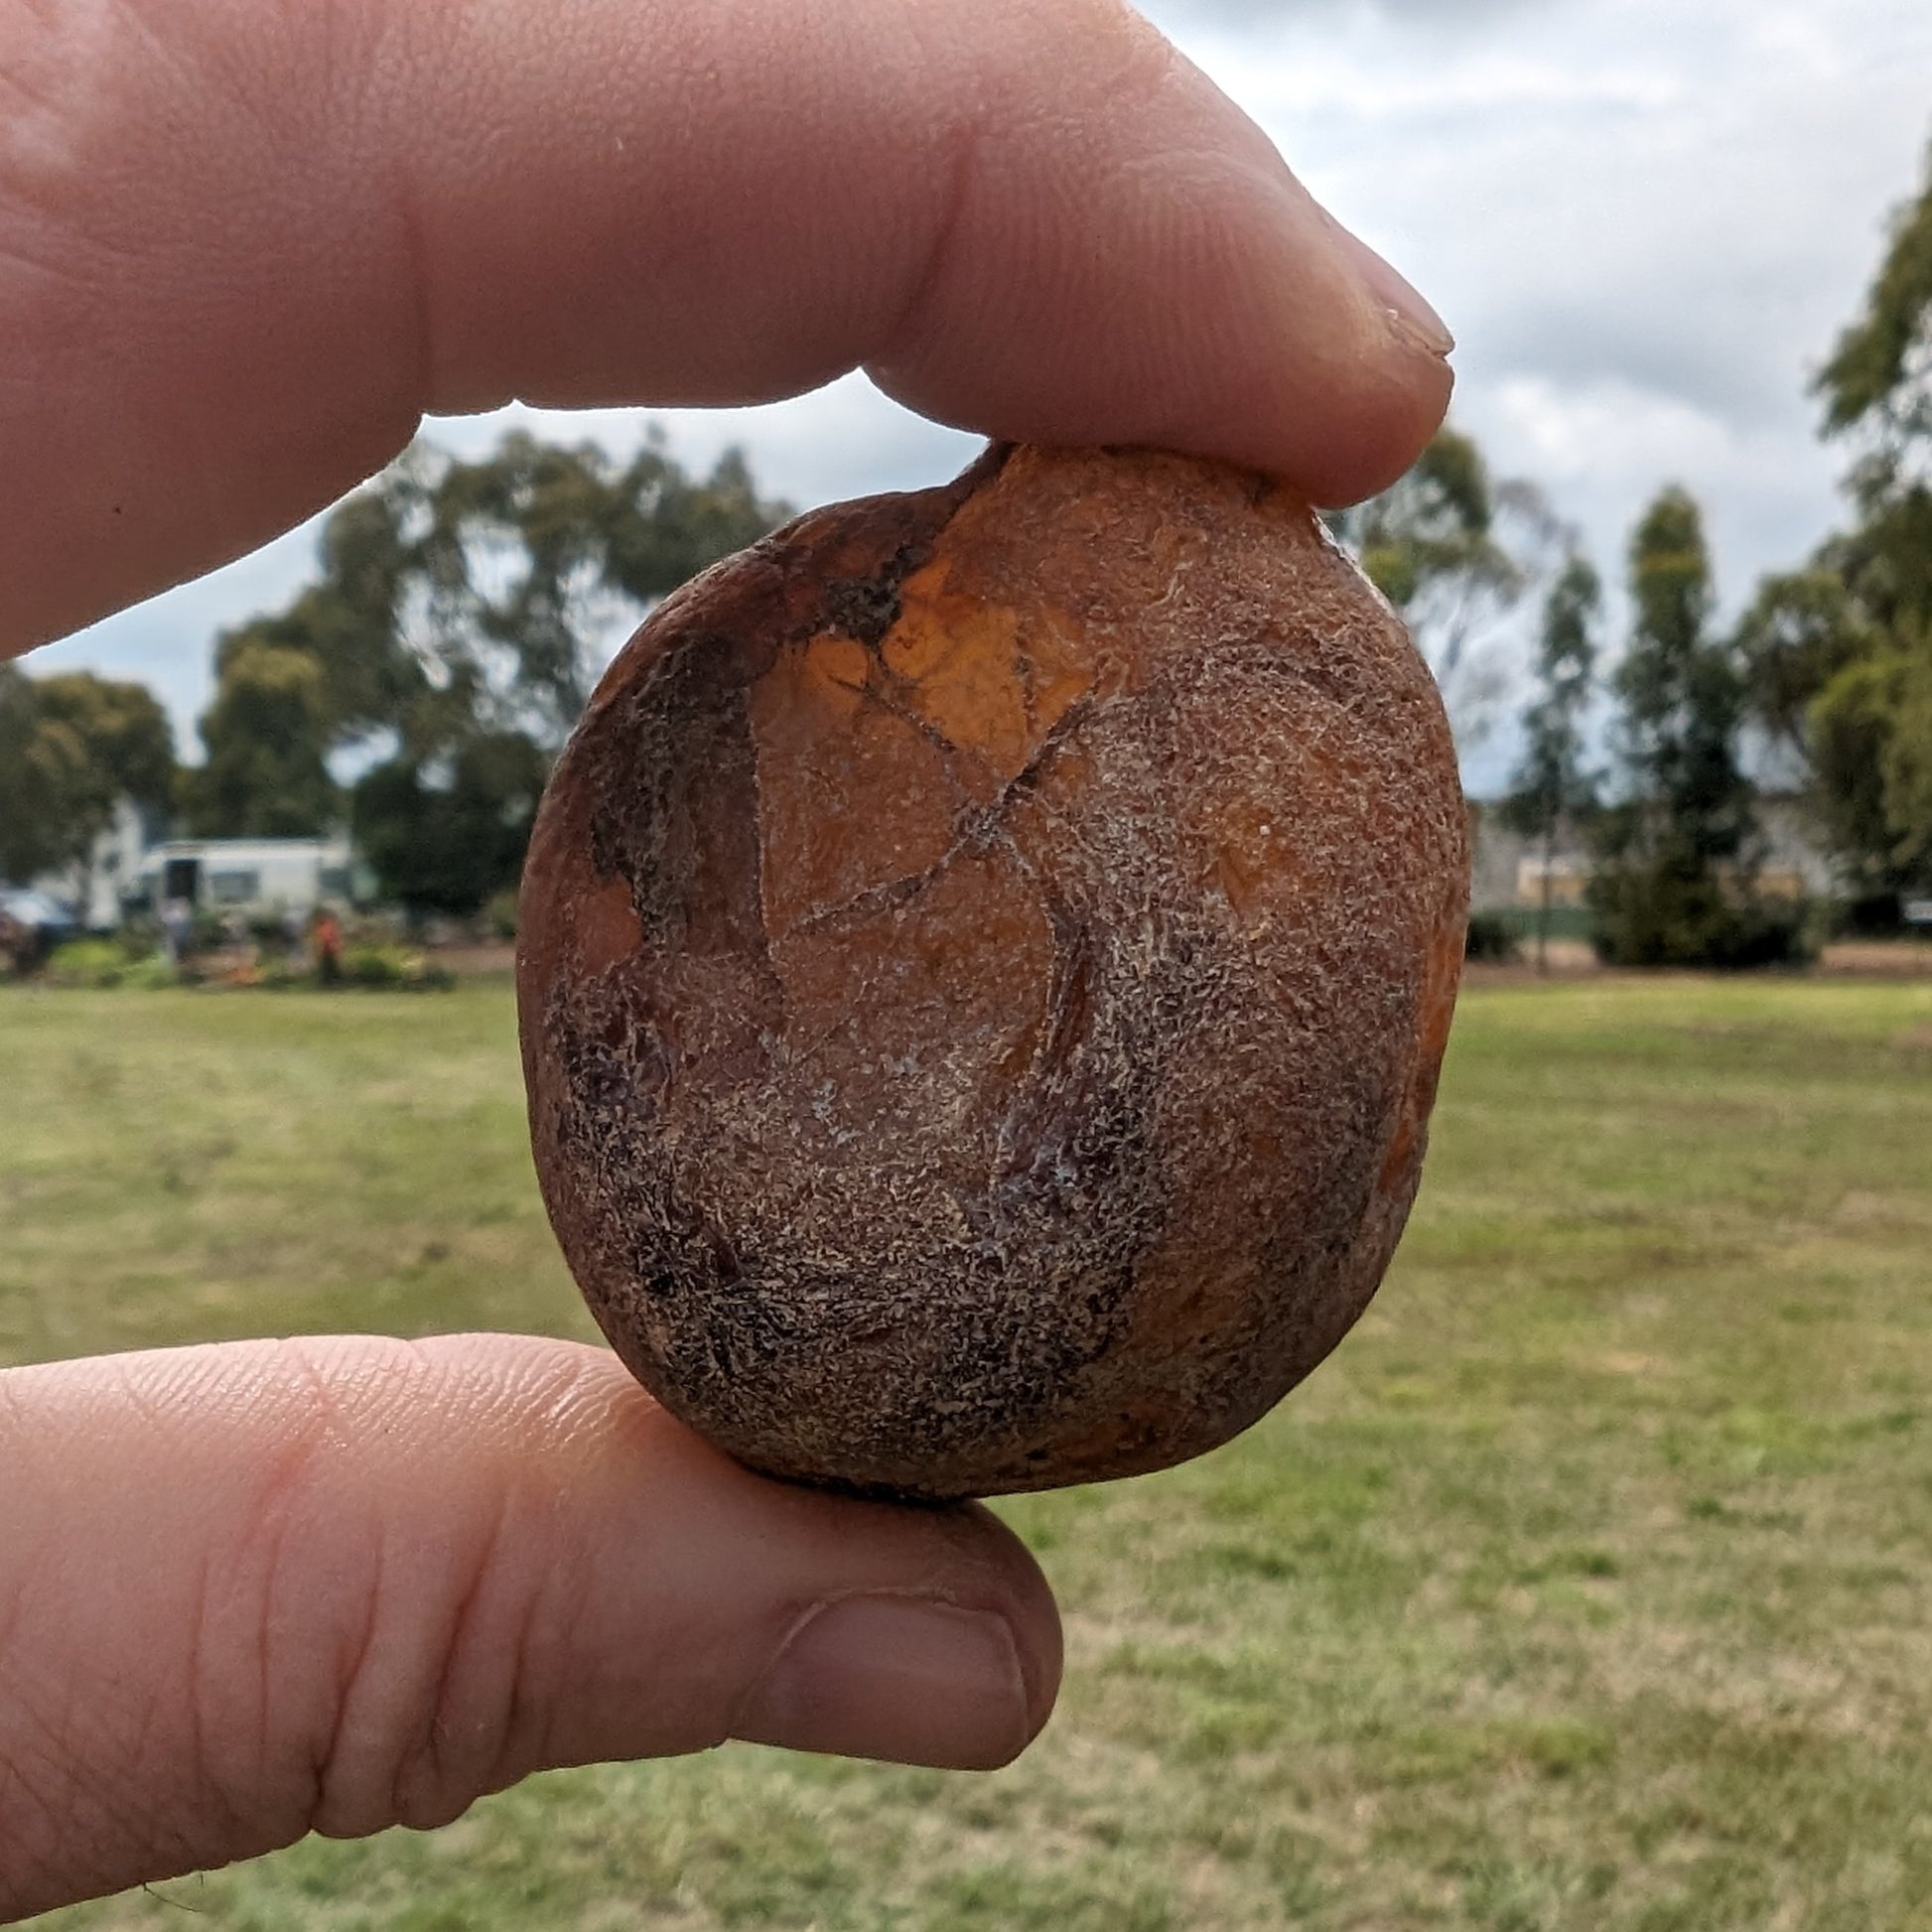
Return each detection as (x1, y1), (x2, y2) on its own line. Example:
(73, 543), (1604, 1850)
(1165, 0), (1927, 622)
(1154, 0), (1538, 35)
(1476, 373), (1836, 598)
(432, 374), (983, 511)
(29, 523), (327, 762)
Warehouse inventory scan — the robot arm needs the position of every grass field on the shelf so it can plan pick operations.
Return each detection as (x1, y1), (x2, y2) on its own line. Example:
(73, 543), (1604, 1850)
(5, 975), (1931, 1931)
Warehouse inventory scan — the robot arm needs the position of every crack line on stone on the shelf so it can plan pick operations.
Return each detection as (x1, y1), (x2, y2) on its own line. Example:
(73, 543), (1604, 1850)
(786, 697), (1098, 940)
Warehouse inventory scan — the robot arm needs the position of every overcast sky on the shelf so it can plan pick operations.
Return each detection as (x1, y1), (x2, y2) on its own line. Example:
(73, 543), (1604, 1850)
(31, 0), (1932, 790)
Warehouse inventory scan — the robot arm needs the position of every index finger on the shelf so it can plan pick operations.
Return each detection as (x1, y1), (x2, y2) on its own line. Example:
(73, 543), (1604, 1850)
(2, 0), (1451, 655)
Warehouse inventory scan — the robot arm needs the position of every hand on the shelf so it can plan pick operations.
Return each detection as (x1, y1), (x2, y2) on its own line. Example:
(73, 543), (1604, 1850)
(0, 0), (1452, 1917)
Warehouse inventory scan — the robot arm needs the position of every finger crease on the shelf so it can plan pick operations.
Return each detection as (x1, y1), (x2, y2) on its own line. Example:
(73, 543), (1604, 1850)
(870, 103), (987, 375)
(391, 1487), (515, 1831)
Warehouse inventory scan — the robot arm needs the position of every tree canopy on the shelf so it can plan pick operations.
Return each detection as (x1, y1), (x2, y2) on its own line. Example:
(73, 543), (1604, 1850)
(1503, 555), (1601, 833)
(186, 429), (790, 912)
(1334, 425), (1562, 747)
(347, 733), (549, 921)
(1739, 136), (1932, 911)
(180, 642), (339, 840)
(1613, 488), (1748, 869)
(1589, 489), (1803, 967)
(1818, 139), (1932, 448)
(0, 667), (176, 888)
(1500, 553), (1601, 968)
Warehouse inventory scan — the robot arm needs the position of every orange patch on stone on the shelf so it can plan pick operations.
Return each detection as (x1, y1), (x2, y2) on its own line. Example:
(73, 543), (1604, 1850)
(885, 558), (1091, 795)
(748, 637), (961, 945)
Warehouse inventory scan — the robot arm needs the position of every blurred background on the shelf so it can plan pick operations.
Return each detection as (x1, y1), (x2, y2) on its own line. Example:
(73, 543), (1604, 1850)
(6, 1), (1932, 1927)
(10, 0), (1932, 969)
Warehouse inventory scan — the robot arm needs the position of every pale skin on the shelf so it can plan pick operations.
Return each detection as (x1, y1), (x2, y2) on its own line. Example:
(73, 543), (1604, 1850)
(0, 0), (1452, 1918)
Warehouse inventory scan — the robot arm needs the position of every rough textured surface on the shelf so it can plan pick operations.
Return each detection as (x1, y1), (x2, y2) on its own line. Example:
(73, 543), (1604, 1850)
(518, 445), (1468, 1499)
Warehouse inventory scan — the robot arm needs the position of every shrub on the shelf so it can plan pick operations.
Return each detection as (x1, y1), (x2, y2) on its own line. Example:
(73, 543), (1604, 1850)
(483, 890), (520, 942)
(1464, 911), (1522, 963)
(339, 943), (456, 992)
(119, 954), (185, 992)
(44, 938), (177, 990)
(1836, 891), (1910, 937)
(44, 939), (129, 988)
(1589, 861), (1815, 969)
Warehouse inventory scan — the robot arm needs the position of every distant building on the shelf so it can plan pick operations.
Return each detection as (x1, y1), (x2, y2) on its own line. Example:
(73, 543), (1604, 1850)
(1753, 796), (1844, 901)
(1515, 852), (1590, 909)
(29, 802), (371, 929)
(1468, 796), (1845, 913)
(31, 797), (159, 930)
(132, 836), (369, 922)
(1467, 810), (1559, 911)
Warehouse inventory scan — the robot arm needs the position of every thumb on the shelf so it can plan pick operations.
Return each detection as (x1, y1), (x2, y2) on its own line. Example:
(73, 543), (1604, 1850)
(0, 1335), (1060, 1921)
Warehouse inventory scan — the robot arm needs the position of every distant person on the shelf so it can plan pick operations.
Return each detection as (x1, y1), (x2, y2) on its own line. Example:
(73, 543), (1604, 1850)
(313, 907), (345, 986)
(0, 0), (1451, 1918)
(158, 897), (193, 967)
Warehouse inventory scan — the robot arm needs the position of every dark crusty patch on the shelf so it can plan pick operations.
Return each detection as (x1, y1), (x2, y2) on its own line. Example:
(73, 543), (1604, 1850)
(517, 445), (1468, 1500)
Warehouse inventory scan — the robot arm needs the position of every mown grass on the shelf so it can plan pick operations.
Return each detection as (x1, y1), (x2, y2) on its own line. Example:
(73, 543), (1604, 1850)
(6, 975), (1931, 1931)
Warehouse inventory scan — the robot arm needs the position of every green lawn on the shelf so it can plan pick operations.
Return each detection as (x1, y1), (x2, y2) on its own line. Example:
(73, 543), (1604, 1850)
(6, 975), (1932, 1931)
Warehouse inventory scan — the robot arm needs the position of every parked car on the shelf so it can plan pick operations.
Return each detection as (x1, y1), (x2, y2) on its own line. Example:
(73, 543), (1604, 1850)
(0, 889), (79, 971)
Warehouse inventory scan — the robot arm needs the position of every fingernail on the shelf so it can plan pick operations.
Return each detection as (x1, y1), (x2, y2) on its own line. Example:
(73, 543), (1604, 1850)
(1327, 224), (1455, 358)
(735, 1595), (1033, 1770)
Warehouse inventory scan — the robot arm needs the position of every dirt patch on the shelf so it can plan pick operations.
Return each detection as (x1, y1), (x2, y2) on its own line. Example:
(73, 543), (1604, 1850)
(1818, 941), (1932, 978)
(425, 943), (518, 977)
(1464, 938), (1932, 986)
(1463, 939), (1600, 983)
